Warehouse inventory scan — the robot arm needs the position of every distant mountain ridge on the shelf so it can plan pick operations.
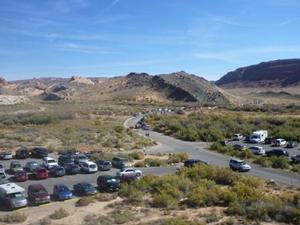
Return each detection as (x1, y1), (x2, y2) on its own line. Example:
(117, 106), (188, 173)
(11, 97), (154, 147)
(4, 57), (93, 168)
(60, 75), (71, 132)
(216, 59), (300, 88)
(0, 72), (231, 105)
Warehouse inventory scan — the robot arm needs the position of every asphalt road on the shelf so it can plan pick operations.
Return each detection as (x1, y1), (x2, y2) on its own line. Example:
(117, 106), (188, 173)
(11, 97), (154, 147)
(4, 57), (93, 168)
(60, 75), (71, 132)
(125, 116), (300, 187)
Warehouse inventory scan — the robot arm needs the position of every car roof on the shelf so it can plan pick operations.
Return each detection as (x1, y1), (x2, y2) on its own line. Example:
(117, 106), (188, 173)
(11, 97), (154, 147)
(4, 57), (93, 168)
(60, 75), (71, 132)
(0, 183), (25, 194)
(230, 158), (244, 163)
(29, 183), (46, 189)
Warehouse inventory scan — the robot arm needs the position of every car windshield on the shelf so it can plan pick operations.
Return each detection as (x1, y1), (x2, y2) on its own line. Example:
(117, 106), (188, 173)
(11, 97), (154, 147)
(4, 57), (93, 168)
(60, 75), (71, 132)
(29, 162), (38, 167)
(32, 187), (47, 194)
(107, 178), (118, 183)
(104, 162), (110, 165)
(12, 164), (21, 168)
(58, 186), (69, 192)
(8, 192), (24, 198)
(48, 160), (56, 163)
(89, 165), (96, 169)
(78, 155), (87, 160)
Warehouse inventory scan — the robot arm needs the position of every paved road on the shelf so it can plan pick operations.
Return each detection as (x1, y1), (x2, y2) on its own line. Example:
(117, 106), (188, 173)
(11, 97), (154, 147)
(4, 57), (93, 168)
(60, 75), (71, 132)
(125, 117), (300, 187)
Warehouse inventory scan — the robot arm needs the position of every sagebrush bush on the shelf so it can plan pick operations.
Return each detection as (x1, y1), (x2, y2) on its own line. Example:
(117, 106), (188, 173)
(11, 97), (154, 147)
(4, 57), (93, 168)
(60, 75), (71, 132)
(0, 212), (27, 223)
(168, 152), (188, 163)
(49, 208), (69, 220)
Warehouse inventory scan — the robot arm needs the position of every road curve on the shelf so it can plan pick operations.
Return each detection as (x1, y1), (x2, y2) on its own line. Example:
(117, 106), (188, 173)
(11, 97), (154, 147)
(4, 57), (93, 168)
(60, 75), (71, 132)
(125, 117), (300, 187)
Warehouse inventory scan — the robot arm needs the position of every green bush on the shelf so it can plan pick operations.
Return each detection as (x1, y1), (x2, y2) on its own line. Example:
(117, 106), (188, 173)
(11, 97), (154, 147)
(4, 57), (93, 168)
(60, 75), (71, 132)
(152, 192), (179, 209)
(271, 156), (290, 169)
(128, 151), (145, 160)
(145, 158), (167, 167)
(168, 153), (188, 164)
(49, 208), (69, 220)
(159, 217), (205, 225)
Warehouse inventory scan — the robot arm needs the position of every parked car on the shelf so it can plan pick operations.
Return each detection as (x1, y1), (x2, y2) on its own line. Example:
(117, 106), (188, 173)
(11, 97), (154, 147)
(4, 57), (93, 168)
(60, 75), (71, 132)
(64, 163), (81, 175)
(112, 157), (132, 169)
(15, 147), (29, 159)
(184, 159), (208, 167)
(249, 146), (266, 155)
(31, 147), (48, 158)
(73, 182), (97, 196)
(80, 161), (98, 173)
(97, 175), (120, 192)
(219, 140), (229, 146)
(53, 184), (72, 201)
(264, 137), (276, 145)
(27, 184), (50, 205)
(74, 154), (89, 164)
(266, 149), (289, 157)
(275, 139), (287, 147)
(42, 157), (58, 169)
(49, 166), (65, 177)
(0, 168), (7, 180)
(24, 161), (39, 172)
(0, 151), (13, 160)
(96, 160), (112, 171)
(233, 144), (247, 151)
(286, 141), (298, 149)
(32, 167), (48, 179)
(14, 170), (28, 182)
(291, 155), (300, 164)
(10, 161), (23, 174)
(58, 155), (75, 166)
(0, 183), (27, 210)
(116, 168), (142, 178)
(229, 159), (251, 172)
(232, 133), (243, 141)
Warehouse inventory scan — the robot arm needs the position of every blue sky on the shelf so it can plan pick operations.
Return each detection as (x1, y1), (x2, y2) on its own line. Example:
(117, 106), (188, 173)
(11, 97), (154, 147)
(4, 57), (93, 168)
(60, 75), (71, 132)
(0, 0), (300, 81)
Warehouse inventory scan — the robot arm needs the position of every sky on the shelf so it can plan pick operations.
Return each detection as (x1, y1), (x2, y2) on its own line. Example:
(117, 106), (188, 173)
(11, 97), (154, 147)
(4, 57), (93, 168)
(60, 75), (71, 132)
(0, 0), (300, 81)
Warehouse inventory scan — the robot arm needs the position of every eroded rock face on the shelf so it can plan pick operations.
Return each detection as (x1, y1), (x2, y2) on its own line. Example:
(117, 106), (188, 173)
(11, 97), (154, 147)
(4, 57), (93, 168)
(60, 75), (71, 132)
(216, 59), (300, 88)
(70, 76), (95, 85)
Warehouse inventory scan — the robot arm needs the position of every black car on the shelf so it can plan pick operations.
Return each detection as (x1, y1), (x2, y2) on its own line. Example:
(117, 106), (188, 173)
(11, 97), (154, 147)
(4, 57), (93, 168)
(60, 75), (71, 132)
(15, 147), (30, 159)
(184, 159), (207, 167)
(64, 163), (81, 175)
(97, 175), (120, 192)
(264, 137), (276, 145)
(73, 182), (97, 196)
(31, 147), (48, 158)
(58, 155), (74, 166)
(286, 141), (298, 149)
(291, 155), (300, 164)
(49, 166), (66, 177)
(266, 149), (289, 157)
(96, 160), (112, 171)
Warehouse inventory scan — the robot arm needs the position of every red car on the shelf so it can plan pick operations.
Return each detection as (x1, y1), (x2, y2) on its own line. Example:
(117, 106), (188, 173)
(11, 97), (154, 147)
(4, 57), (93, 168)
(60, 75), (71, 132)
(15, 170), (28, 182)
(33, 167), (48, 179)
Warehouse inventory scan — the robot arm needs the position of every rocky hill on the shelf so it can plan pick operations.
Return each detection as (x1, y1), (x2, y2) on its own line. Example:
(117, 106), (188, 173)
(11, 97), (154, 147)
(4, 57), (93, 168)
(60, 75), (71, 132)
(0, 72), (231, 105)
(216, 59), (300, 88)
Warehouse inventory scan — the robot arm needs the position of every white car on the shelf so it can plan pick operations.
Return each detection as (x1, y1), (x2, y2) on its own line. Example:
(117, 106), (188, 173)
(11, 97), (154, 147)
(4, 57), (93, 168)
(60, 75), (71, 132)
(0, 152), (13, 160)
(249, 146), (265, 155)
(42, 157), (58, 169)
(116, 168), (142, 178)
(74, 154), (89, 164)
(80, 161), (98, 173)
(275, 139), (287, 147)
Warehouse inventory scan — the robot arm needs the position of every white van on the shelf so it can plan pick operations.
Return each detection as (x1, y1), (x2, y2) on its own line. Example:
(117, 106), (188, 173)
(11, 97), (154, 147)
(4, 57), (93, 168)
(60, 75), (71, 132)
(250, 130), (268, 143)
(0, 183), (27, 210)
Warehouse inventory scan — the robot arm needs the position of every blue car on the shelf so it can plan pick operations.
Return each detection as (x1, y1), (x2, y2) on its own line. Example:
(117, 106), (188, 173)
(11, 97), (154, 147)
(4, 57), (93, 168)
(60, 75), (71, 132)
(53, 184), (73, 201)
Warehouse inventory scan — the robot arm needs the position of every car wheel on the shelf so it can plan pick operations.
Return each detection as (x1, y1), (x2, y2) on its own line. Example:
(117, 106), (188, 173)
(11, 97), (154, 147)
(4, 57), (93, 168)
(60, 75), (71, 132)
(136, 172), (141, 177)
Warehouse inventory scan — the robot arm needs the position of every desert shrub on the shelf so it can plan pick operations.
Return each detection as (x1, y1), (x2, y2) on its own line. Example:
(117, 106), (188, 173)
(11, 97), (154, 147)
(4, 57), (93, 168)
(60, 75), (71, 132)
(152, 191), (179, 209)
(159, 217), (205, 225)
(128, 151), (145, 160)
(0, 212), (27, 223)
(238, 149), (255, 159)
(134, 161), (146, 167)
(49, 208), (69, 220)
(270, 156), (290, 169)
(253, 157), (272, 167)
(145, 158), (167, 167)
(168, 152), (188, 163)
(95, 193), (117, 202)
(114, 125), (125, 133)
(110, 210), (135, 224)
(119, 183), (144, 205)
(76, 196), (95, 207)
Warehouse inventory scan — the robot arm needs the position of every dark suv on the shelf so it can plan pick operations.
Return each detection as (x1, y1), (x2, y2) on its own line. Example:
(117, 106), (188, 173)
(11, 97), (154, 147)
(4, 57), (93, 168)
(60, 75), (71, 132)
(31, 147), (48, 158)
(266, 149), (289, 157)
(97, 175), (120, 192)
(15, 147), (29, 159)
(96, 160), (112, 171)
(184, 159), (207, 167)
(111, 157), (131, 169)
(28, 184), (50, 205)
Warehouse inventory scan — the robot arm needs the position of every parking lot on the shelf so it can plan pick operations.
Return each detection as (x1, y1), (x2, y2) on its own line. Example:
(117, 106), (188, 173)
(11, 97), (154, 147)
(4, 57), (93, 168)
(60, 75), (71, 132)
(229, 139), (300, 158)
(0, 153), (177, 199)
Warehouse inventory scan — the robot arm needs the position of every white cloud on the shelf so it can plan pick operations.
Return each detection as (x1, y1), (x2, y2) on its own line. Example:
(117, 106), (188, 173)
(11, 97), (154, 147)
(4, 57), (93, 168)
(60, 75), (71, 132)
(59, 43), (114, 54)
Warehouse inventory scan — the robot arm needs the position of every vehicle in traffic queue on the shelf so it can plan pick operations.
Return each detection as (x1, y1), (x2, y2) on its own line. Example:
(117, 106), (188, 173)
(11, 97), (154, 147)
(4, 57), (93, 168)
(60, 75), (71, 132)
(27, 184), (50, 205)
(53, 184), (73, 201)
